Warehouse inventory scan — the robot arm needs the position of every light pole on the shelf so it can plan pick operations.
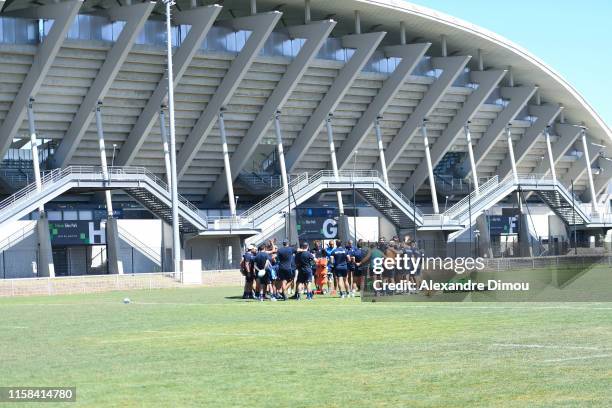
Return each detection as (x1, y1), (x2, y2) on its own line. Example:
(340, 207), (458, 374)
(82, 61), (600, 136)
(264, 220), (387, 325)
(111, 144), (117, 168)
(353, 150), (358, 244)
(441, 195), (448, 229)
(164, 0), (181, 274)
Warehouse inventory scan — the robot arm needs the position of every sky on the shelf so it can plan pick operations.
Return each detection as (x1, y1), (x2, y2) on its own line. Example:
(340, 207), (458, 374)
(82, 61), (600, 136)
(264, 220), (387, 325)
(406, 0), (612, 127)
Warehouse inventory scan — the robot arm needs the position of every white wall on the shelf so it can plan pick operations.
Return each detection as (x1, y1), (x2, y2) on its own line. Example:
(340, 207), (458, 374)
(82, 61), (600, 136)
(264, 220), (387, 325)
(0, 220), (39, 278)
(117, 219), (163, 273)
(185, 235), (242, 270)
(346, 216), (379, 242)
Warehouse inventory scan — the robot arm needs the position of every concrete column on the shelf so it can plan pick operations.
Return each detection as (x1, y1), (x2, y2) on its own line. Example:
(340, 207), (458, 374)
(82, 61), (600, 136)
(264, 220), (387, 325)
(422, 120), (439, 214)
(28, 99), (54, 277)
(544, 125), (557, 183)
(475, 214), (493, 258)
(508, 66), (514, 87)
(26, 99), (43, 214)
(274, 111), (289, 194)
(506, 124), (519, 184)
(94, 103), (121, 274)
(374, 115), (389, 186)
(477, 49), (484, 71)
(441, 34), (447, 57)
(354, 10), (361, 34)
(465, 121), (479, 194)
(326, 114), (344, 214)
(94, 103), (113, 217)
(219, 109), (236, 216)
(36, 217), (55, 278)
(507, 124), (522, 212)
(159, 106), (172, 190)
(165, 0), (181, 274)
(105, 218), (123, 274)
(518, 214), (533, 257)
(250, 0), (257, 15)
(399, 21), (407, 45)
(581, 128), (599, 215)
(304, 0), (311, 24)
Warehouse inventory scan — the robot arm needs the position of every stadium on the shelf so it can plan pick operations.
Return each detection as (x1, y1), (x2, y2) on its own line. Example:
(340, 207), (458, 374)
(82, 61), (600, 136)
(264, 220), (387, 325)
(0, 0), (611, 406)
(0, 0), (610, 279)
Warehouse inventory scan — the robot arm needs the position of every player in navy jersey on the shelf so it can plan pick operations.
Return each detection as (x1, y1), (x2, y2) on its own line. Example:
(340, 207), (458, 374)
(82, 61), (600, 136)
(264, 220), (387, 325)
(332, 240), (350, 298)
(276, 240), (296, 300)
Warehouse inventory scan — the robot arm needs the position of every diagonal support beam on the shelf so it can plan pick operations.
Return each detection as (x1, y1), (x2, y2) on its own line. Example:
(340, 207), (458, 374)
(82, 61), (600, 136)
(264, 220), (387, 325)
(284, 31), (386, 172)
(1, 0), (20, 14)
(204, 19), (336, 205)
(52, 1), (155, 168)
(593, 156), (612, 197)
(115, 5), (222, 167)
(535, 123), (582, 175)
(336, 42), (431, 170)
(562, 134), (602, 187)
(377, 55), (471, 173)
(400, 69), (506, 197)
(0, 0), (82, 159)
(496, 103), (562, 179)
(462, 85), (538, 176)
(525, 122), (582, 201)
(176, 11), (282, 178)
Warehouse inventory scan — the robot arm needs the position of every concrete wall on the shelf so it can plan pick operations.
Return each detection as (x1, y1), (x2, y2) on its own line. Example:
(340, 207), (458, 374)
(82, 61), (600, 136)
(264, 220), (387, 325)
(185, 235), (242, 270)
(0, 220), (38, 279)
(117, 219), (163, 273)
(378, 216), (397, 241)
(0, 219), (166, 278)
(346, 216), (379, 242)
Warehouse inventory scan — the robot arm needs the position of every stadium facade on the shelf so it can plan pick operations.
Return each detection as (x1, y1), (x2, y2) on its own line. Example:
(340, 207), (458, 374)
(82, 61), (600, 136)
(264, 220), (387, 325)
(0, 0), (610, 278)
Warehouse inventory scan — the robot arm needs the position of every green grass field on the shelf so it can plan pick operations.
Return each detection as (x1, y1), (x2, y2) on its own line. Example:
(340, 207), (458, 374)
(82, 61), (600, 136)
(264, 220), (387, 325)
(1, 287), (611, 407)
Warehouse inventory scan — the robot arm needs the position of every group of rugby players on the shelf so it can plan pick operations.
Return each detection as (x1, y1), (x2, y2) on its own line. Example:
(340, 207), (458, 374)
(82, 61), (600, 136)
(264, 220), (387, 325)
(240, 235), (424, 301)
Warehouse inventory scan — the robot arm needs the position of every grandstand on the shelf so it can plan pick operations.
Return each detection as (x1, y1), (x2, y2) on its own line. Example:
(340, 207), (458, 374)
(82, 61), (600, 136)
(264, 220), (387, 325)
(0, 0), (610, 278)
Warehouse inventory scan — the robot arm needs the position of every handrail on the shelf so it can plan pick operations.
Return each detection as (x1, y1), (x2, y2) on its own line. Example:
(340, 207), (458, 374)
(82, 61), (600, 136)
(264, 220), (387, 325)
(0, 223), (36, 252)
(117, 225), (161, 264)
(234, 169), (423, 230)
(239, 172), (309, 221)
(445, 176), (499, 217)
(0, 166), (202, 222)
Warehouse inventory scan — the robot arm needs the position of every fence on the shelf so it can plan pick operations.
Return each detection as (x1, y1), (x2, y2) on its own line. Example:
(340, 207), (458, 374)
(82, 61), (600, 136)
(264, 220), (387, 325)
(414, 237), (612, 259)
(0, 272), (181, 297)
(0, 269), (245, 297)
(481, 254), (612, 272)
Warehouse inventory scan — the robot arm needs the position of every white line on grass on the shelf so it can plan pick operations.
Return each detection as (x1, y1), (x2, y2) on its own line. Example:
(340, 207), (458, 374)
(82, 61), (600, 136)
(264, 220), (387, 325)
(542, 354), (612, 363)
(3, 301), (612, 310)
(493, 343), (602, 351)
(99, 332), (281, 344)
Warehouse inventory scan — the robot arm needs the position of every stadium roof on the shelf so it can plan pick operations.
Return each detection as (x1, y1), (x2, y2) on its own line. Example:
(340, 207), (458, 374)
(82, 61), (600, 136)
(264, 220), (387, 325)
(0, 0), (610, 204)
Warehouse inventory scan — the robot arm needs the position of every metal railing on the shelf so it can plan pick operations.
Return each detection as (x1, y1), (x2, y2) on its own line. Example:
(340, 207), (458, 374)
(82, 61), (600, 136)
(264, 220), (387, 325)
(117, 225), (162, 265)
(445, 176), (499, 219)
(0, 166), (203, 224)
(434, 174), (495, 192)
(0, 223), (36, 252)
(210, 169), (424, 233)
(238, 172), (283, 189)
(238, 172), (309, 222)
